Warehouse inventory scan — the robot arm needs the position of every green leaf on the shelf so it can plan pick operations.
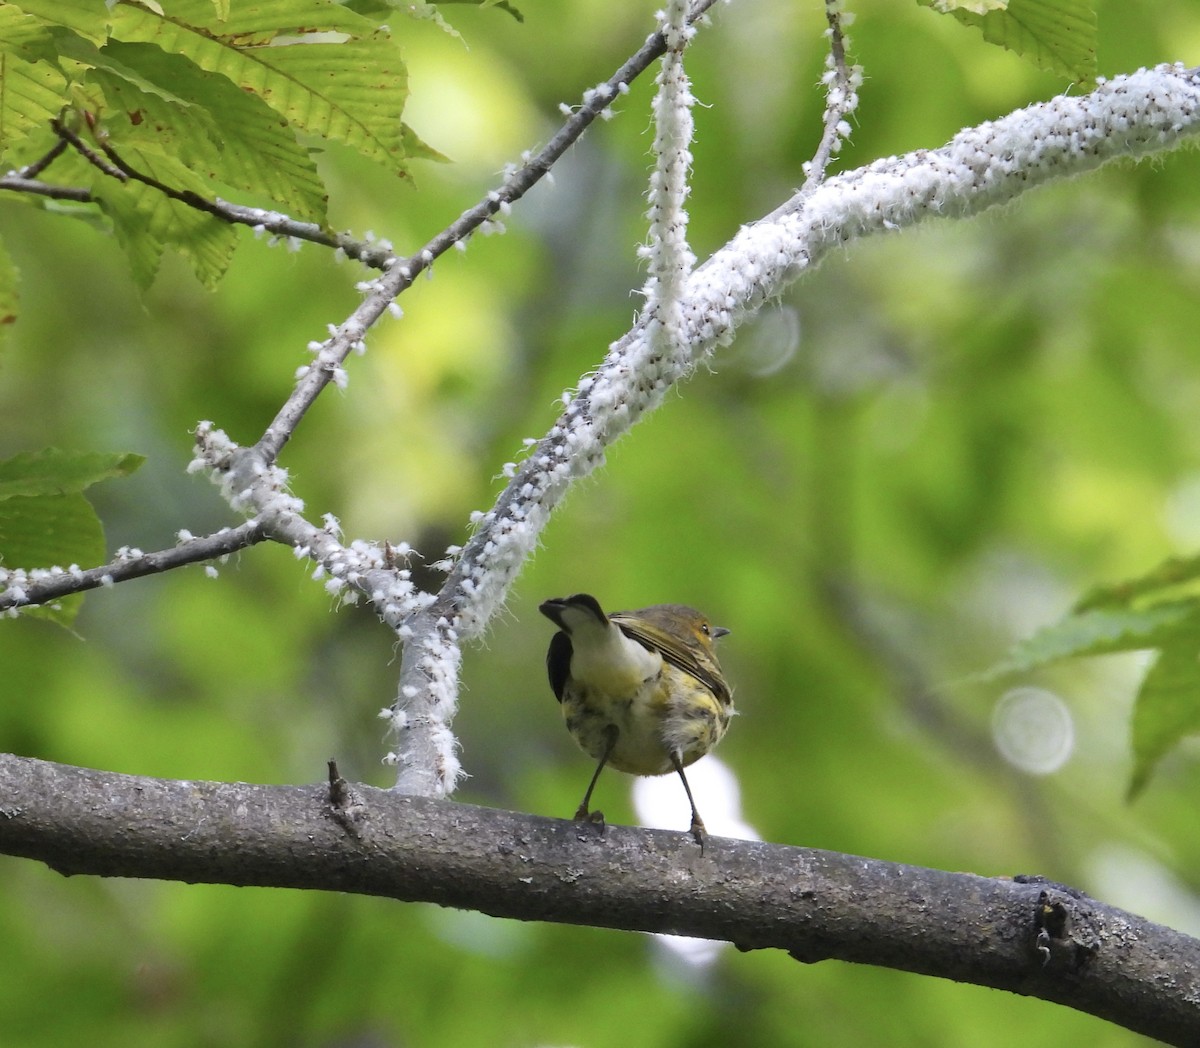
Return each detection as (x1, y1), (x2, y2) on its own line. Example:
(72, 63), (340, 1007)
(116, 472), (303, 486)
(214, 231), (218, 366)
(108, 0), (428, 176)
(988, 552), (1200, 799)
(96, 42), (329, 221)
(1129, 643), (1200, 799)
(0, 4), (63, 64)
(0, 492), (102, 625)
(401, 120), (449, 164)
(981, 601), (1200, 679)
(92, 145), (240, 289)
(242, 37), (412, 169)
(2, 0), (440, 291)
(0, 449), (143, 628)
(917, 0), (1097, 83)
(93, 179), (165, 289)
(1074, 552), (1200, 612)
(5, 0), (111, 46)
(0, 449), (145, 497)
(0, 50), (69, 158)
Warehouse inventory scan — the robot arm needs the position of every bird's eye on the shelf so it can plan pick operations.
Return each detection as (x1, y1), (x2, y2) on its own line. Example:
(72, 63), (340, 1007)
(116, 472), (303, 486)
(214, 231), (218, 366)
(700, 623), (711, 636)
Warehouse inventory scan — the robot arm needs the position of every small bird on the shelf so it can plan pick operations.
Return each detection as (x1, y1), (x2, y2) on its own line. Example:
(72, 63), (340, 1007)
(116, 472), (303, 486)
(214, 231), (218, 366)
(539, 593), (733, 844)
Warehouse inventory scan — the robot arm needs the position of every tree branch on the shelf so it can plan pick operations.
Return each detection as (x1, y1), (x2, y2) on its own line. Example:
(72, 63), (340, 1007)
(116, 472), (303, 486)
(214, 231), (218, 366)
(0, 752), (1196, 1044)
(11, 136), (70, 179)
(0, 175), (92, 203)
(800, 0), (862, 191)
(0, 521), (268, 612)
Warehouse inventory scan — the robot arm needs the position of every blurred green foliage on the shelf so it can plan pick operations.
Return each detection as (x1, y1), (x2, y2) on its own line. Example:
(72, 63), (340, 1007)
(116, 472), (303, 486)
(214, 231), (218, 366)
(2, 0), (1200, 1045)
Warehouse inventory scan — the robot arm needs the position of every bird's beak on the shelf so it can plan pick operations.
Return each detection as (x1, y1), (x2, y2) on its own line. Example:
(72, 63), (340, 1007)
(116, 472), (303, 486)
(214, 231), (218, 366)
(712, 625), (731, 639)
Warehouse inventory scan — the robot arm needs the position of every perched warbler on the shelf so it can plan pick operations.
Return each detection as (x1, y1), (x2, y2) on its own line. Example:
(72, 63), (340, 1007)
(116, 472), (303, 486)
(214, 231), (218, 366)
(538, 593), (733, 844)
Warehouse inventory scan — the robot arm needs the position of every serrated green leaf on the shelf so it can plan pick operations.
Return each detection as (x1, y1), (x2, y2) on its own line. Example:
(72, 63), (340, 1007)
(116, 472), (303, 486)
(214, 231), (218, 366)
(0, 52), (70, 158)
(1129, 643), (1200, 799)
(981, 601), (1200, 679)
(986, 0), (1096, 82)
(108, 0), (423, 176)
(80, 66), (195, 158)
(126, 145), (240, 286)
(54, 29), (188, 102)
(92, 179), (164, 288)
(173, 198), (242, 289)
(143, 0), (380, 40)
(5, 0), (111, 46)
(243, 37), (410, 169)
(0, 4), (62, 64)
(90, 145), (239, 288)
(989, 573), (1200, 798)
(0, 449), (145, 498)
(917, 0), (1096, 83)
(96, 41), (329, 220)
(401, 121), (448, 165)
(1074, 552), (1200, 612)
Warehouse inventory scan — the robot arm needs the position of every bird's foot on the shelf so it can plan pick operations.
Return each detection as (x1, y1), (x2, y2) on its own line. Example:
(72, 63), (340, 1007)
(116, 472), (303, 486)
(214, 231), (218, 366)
(574, 805), (606, 828)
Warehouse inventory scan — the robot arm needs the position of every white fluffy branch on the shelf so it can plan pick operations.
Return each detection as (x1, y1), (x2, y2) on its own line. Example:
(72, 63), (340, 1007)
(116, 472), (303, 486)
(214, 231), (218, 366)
(189, 424), (431, 628)
(446, 63), (1200, 645)
(641, 0), (698, 344)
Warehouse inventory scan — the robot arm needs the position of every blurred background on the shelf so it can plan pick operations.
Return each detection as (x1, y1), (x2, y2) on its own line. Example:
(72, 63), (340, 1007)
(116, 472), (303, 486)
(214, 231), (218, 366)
(3, 0), (1200, 1044)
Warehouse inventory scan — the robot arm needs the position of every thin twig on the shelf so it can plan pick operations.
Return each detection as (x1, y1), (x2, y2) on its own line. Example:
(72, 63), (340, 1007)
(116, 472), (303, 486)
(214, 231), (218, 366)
(48, 117), (127, 181)
(13, 137), (70, 179)
(800, 0), (861, 193)
(0, 176), (93, 203)
(40, 119), (396, 268)
(0, 520), (268, 612)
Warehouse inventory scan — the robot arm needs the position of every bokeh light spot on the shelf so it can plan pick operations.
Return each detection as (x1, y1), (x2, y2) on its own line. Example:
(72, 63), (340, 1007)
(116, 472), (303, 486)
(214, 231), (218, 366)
(991, 687), (1075, 775)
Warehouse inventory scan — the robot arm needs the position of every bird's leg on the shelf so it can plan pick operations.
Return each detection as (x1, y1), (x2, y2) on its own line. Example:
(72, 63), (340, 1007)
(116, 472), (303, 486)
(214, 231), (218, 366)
(575, 724), (618, 826)
(671, 752), (706, 847)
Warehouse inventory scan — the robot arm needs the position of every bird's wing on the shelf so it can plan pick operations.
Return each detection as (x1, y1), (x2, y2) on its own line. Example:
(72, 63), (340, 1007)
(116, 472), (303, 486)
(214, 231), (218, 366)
(610, 614), (732, 707)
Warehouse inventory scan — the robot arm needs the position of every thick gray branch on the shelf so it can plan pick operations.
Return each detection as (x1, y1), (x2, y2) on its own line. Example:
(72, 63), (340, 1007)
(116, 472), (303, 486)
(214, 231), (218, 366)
(0, 753), (1196, 1044)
